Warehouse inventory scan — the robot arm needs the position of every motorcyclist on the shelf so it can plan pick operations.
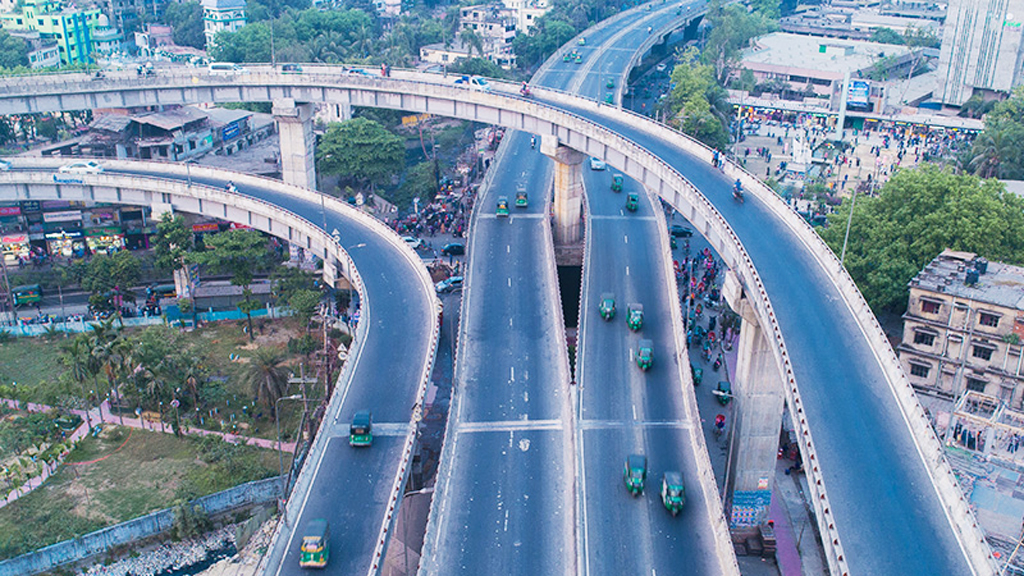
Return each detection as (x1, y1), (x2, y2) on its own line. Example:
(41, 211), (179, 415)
(226, 181), (237, 193)
(530, 136), (536, 149)
(520, 82), (531, 97)
(714, 414), (726, 436)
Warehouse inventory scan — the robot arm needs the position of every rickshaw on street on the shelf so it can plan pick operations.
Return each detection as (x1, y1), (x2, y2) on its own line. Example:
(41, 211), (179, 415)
(661, 472), (686, 515)
(624, 454), (647, 496)
(599, 293), (616, 320)
(627, 303), (644, 331)
(611, 174), (624, 192)
(690, 362), (703, 386)
(714, 381), (732, 405)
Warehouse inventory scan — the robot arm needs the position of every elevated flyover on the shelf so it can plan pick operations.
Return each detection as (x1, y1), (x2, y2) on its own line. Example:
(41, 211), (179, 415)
(0, 60), (995, 575)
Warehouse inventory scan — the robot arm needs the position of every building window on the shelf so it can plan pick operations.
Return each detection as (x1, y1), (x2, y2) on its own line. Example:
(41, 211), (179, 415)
(921, 300), (940, 314)
(972, 345), (994, 361)
(966, 377), (986, 393)
(910, 363), (930, 378)
(914, 331), (936, 346)
(979, 312), (1000, 328)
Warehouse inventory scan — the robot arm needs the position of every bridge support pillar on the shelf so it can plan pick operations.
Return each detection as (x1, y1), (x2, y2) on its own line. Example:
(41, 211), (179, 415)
(722, 271), (784, 533)
(273, 99), (316, 190)
(542, 138), (585, 245)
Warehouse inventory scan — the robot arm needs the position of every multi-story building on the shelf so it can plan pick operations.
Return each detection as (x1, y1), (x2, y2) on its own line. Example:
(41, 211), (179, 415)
(500, 0), (548, 33)
(0, 0), (111, 65)
(937, 0), (1024, 106)
(7, 30), (60, 68)
(899, 249), (1024, 408)
(202, 0), (245, 49)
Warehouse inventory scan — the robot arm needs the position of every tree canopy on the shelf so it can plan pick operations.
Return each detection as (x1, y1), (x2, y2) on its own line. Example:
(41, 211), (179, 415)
(666, 47), (730, 150)
(703, 0), (777, 84)
(819, 164), (1024, 313)
(161, 2), (205, 49)
(968, 87), (1024, 179)
(317, 117), (404, 189)
(211, 8), (376, 64)
(0, 30), (28, 70)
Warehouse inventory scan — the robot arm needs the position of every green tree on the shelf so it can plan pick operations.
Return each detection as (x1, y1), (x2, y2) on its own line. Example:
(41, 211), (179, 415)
(819, 165), (1024, 313)
(190, 229), (274, 340)
(80, 251), (141, 315)
(703, 0), (777, 84)
(317, 118), (404, 191)
(871, 27), (905, 45)
(153, 212), (194, 273)
(289, 289), (321, 333)
(450, 57), (506, 79)
(968, 87), (1024, 179)
(211, 23), (272, 63)
(0, 30), (28, 70)
(666, 47), (730, 149)
(162, 2), (205, 49)
(241, 346), (289, 412)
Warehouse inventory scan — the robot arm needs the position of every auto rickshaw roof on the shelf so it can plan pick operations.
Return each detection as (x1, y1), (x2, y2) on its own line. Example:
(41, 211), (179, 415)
(600, 293), (614, 301)
(352, 410), (372, 427)
(304, 518), (329, 538)
(629, 303), (643, 312)
(627, 454), (647, 470)
(664, 471), (684, 488)
(639, 339), (653, 349)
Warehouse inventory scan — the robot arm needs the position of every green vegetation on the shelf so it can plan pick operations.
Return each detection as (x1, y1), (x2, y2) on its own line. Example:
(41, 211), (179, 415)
(819, 164), (1024, 313)
(666, 47), (730, 149)
(0, 429), (275, 560)
(160, 1), (206, 50)
(0, 30), (28, 70)
(968, 87), (1024, 179)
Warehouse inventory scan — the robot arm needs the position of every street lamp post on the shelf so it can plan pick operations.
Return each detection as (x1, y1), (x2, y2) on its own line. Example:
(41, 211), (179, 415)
(275, 394), (303, 498)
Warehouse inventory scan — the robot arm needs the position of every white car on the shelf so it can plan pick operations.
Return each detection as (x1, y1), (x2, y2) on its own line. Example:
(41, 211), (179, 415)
(403, 236), (424, 250)
(58, 160), (103, 174)
(0, 159), (11, 171)
(589, 157), (606, 171)
(454, 75), (491, 92)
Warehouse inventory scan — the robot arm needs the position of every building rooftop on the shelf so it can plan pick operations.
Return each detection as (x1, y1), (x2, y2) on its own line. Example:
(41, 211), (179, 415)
(89, 114), (132, 133)
(741, 32), (916, 77)
(911, 249), (1024, 311)
(204, 107), (251, 127)
(202, 0), (246, 10)
(133, 106), (207, 131)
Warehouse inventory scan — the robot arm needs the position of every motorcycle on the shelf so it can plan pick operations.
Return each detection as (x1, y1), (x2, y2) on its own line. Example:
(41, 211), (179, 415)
(520, 84), (532, 98)
(226, 182), (238, 193)
(733, 181), (744, 202)
(712, 354), (722, 372)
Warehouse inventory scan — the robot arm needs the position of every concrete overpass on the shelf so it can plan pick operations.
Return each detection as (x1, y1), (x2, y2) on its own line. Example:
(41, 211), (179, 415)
(0, 61), (996, 574)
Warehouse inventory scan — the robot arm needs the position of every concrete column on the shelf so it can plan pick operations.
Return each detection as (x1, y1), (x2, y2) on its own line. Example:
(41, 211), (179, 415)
(318, 102), (352, 124)
(541, 137), (585, 245)
(273, 99), (316, 190)
(724, 289), (785, 531)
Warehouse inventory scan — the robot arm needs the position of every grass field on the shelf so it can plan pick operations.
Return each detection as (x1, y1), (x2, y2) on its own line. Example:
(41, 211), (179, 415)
(0, 337), (64, 403)
(0, 426), (277, 560)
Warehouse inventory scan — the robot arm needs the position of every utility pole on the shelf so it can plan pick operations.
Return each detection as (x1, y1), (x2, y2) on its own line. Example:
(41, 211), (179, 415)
(0, 253), (15, 326)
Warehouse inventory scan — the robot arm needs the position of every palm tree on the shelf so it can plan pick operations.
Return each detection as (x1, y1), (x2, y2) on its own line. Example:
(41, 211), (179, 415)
(60, 336), (95, 429)
(241, 347), (289, 415)
(969, 126), (1013, 178)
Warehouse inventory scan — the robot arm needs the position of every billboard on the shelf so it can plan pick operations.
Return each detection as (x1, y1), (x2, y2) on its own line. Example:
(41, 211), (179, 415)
(848, 80), (871, 110)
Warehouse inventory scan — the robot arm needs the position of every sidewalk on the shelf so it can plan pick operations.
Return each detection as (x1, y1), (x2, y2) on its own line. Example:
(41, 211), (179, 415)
(0, 397), (295, 509)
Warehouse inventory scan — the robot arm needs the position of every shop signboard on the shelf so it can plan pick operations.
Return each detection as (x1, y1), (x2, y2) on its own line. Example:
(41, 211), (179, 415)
(2, 234), (28, 244)
(21, 201), (41, 212)
(85, 227), (123, 236)
(192, 223), (219, 233)
(0, 206), (21, 216)
(229, 222), (252, 230)
(44, 230), (83, 239)
(43, 210), (83, 223)
(222, 123), (240, 140)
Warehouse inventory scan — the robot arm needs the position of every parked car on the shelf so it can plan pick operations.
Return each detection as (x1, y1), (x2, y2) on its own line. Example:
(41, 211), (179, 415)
(441, 242), (465, 256)
(669, 224), (694, 238)
(281, 63), (303, 74)
(403, 236), (424, 250)
(589, 157), (606, 171)
(435, 276), (464, 294)
(58, 160), (103, 174)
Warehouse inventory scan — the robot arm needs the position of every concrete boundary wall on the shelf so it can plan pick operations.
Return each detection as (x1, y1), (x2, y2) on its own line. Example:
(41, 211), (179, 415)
(0, 477), (280, 576)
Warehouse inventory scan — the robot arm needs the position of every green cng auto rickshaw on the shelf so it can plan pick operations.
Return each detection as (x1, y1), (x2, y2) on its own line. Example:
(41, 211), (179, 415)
(636, 339), (654, 371)
(496, 196), (510, 217)
(350, 410), (373, 446)
(599, 293), (616, 320)
(624, 454), (647, 496)
(627, 303), (644, 331)
(625, 192), (639, 211)
(715, 381), (732, 405)
(611, 174), (623, 192)
(661, 472), (686, 515)
(299, 519), (330, 568)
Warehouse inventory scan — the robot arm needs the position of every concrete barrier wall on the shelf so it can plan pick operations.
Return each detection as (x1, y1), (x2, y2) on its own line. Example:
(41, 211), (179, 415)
(0, 477), (280, 576)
